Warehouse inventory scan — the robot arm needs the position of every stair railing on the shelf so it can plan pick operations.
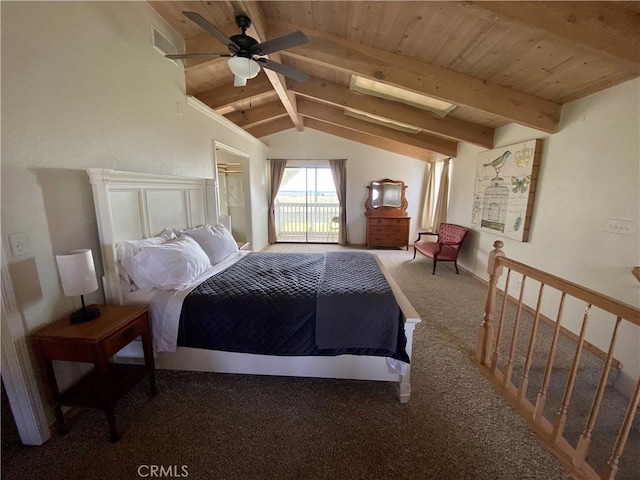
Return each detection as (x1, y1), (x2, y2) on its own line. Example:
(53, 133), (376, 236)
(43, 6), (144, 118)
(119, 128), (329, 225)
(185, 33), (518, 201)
(476, 241), (640, 480)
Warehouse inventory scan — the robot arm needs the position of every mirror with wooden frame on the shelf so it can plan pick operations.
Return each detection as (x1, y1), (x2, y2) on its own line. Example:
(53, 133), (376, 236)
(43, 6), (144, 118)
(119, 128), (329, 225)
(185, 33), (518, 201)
(365, 179), (408, 217)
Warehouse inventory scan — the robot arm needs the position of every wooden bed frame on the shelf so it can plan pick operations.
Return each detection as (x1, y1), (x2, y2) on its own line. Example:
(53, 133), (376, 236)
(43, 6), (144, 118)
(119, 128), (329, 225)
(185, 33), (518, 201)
(88, 168), (421, 402)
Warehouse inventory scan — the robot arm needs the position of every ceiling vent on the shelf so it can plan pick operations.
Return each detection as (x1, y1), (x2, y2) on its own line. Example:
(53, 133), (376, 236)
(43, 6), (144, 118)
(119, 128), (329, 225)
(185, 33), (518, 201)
(152, 26), (178, 63)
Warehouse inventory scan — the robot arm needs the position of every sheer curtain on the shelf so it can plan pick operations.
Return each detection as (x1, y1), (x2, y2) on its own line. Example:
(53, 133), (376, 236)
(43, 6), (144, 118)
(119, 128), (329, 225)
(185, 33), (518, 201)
(420, 158), (451, 232)
(432, 158), (450, 231)
(329, 159), (347, 245)
(267, 159), (287, 244)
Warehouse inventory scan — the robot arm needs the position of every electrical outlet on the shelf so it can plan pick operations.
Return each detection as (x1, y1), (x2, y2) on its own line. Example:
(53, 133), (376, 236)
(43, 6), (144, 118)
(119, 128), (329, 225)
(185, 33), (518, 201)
(606, 218), (632, 235)
(8, 232), (31, 257)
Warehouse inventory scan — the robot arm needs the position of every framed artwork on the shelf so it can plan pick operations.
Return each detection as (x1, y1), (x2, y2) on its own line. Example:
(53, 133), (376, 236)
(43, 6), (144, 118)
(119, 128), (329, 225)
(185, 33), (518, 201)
(471, 139), (542, 242)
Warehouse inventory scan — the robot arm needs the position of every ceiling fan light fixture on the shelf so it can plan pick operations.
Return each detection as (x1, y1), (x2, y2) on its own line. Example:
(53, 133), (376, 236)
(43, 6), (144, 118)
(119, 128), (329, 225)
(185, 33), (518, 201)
(173, 12), (309, 86)
(227, 56), (260, 79)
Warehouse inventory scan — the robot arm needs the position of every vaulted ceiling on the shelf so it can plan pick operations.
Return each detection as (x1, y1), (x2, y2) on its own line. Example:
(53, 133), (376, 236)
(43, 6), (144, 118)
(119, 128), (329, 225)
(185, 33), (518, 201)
(149, 1), (640, 161)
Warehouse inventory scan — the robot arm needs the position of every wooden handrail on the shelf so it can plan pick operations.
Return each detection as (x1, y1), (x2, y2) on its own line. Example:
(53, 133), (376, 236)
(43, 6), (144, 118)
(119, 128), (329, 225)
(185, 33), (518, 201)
(476, 241), (640, 480)
(533, 292), (565, 421)
(574, 317), (622, 468)
(601, 377), (640, 479)
(496, 256), (639, 325)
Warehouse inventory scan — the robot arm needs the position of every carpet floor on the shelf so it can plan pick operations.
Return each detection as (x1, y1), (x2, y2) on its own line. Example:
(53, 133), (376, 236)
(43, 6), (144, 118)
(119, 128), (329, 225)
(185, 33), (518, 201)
(2, 244), (636, 480)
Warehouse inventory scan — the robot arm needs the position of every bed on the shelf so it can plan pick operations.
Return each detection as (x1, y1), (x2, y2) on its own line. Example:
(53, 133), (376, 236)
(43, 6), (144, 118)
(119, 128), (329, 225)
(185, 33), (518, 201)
(88, 168), (421, 402)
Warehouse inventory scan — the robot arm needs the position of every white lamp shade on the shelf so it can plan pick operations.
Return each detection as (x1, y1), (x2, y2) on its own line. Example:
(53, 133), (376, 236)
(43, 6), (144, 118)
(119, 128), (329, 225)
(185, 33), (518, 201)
(56, 249), (99, 297)
(227, 56), (260, 79)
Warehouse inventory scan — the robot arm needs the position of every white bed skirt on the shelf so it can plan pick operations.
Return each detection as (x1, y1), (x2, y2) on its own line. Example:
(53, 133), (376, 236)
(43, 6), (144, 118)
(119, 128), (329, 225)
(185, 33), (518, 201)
(116, 314), (417, 403)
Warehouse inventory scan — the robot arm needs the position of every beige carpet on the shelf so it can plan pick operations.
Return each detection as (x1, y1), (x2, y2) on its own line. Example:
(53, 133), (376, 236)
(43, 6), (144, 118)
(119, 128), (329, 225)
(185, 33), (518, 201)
(2, 244), (636, 480)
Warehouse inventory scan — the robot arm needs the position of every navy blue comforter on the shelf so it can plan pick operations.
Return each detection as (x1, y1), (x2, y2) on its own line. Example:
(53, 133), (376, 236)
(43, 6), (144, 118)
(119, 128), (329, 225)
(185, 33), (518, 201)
(177, 252), (409, 362)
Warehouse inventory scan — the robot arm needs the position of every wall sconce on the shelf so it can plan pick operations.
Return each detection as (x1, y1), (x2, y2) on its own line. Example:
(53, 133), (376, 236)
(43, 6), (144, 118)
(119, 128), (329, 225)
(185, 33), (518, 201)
(55, 249), (100, 324)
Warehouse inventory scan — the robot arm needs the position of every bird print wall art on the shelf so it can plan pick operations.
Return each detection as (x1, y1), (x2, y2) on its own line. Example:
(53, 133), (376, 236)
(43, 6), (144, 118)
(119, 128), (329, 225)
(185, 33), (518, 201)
(483, 150), (511, 181)
(511, 176), (531, 193)
(471, 139), (542, 242)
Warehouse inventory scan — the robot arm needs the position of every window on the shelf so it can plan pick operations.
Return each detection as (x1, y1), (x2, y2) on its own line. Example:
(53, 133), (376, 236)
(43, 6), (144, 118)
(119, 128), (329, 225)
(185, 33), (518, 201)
(274, 167), (339, 243)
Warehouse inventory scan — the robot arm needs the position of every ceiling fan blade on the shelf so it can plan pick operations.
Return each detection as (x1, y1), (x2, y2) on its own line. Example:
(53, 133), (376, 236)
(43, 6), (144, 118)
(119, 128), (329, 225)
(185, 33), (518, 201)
(251, 30), (308, 56)
(165, 53), (229, 60)
(234, 76), (248, 87)
(182, 11), (239, 54)
(256, 58), (309, 83)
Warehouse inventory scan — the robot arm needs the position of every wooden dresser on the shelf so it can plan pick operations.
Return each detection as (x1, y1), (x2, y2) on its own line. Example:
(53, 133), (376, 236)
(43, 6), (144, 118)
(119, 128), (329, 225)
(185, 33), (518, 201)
(365, 179), (411, 250)
(366, 216), (411, 249)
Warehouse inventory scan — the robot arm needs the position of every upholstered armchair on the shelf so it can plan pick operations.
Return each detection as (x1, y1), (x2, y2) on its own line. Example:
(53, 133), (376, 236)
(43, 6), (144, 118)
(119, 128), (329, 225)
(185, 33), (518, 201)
(413, 223), (469, 274)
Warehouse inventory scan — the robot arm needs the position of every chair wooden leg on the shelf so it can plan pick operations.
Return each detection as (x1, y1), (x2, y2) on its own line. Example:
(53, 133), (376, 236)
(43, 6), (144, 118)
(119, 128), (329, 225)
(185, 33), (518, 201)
(432, 259), (437, 275)
(454, 261), (459, 274)
(413, 248), (417, 259)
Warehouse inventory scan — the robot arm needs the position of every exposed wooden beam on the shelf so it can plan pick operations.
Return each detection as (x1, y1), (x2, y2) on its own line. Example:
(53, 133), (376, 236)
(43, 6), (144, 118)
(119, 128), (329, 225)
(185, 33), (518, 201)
(269, 20), (561, 133)
(228, 1), (304, 131)
(304, 118), (434, 163)
(460, 1), (640, 72)
(290, 77), (494, 148)
(225, 101), (288, 128)
(237, 101), (435, 161)
(297, 99), (457, 157)
(196, 72), (272, 111)
(246, 116), (295, 138)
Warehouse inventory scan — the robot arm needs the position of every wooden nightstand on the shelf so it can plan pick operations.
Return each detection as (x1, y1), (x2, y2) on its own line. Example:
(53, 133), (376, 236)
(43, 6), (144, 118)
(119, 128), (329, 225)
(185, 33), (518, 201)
(31, 305), (157, 442)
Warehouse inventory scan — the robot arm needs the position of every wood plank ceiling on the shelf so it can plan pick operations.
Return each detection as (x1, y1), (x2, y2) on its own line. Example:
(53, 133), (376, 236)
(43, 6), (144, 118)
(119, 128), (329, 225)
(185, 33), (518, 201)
(149, 1), (640, 161)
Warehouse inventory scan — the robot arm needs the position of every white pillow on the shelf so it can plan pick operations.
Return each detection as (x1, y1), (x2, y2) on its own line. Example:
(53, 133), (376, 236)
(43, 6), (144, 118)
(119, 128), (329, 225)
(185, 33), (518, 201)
(127, 236), (210, 290)
(184, 224), (238, 265)
(117, 228), (177, 284)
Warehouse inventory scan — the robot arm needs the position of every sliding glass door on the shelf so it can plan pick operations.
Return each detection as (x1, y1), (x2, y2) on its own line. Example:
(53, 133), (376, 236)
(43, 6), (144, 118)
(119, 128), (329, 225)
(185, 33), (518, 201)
(274, 167), (339, 243)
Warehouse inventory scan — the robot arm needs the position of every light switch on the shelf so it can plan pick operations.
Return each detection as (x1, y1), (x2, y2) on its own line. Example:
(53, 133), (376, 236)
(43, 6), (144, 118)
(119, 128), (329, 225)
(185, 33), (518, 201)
(9, 232), (31, 257)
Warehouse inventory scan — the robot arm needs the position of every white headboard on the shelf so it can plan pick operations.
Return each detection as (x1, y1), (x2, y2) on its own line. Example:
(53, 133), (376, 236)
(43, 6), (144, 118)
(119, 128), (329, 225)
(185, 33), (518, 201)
(88, 169), (217, 304)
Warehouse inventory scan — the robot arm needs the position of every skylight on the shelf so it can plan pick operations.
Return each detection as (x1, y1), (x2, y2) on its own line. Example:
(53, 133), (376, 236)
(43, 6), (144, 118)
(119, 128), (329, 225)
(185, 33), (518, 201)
(344, 108), (421, 134)
(350, 76), (456, 117)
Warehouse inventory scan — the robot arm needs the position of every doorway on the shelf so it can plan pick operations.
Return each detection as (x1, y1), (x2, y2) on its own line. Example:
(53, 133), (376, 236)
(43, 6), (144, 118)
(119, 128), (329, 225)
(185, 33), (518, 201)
(274, 166), (339, 243)
(215, 143), (249, 246)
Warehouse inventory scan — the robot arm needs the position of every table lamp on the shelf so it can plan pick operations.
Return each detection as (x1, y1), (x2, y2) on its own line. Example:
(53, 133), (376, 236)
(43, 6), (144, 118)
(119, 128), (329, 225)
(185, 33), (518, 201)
(55, 249), (101, 324)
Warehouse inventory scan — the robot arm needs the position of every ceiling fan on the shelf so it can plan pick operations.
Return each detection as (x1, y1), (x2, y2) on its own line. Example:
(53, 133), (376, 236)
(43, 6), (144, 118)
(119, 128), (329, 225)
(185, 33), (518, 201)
(166, 11), (310, 87)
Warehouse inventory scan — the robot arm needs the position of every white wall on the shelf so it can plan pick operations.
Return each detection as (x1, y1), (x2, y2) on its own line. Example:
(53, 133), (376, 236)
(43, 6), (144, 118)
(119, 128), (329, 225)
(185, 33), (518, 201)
(1, 2), (268, 394)
(448, 78), (640, 395)
(262, 128), (430, 244)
